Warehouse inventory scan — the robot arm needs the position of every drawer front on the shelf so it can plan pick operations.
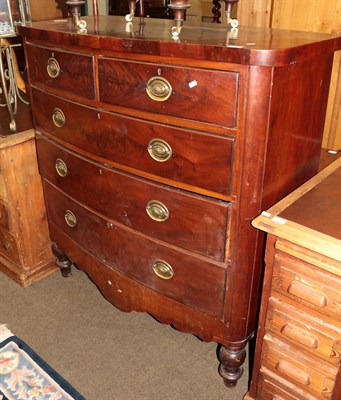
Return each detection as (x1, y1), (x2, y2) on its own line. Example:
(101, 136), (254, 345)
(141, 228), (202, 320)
(0, 173), (7, 201)
(0, 228), (20, 263)
(32, 88), (235, 196)
(0, 202), (10, 230)
(37, 137), (229, 261)
(98, 58), (239, 128)
(44, 182), (226, 317)
(262, 334), (338, 398)
(258, 368), (321, 400)
(267, 296), (341, 366)
(272, 253), (341, 318)
(26, 44), (95, 99)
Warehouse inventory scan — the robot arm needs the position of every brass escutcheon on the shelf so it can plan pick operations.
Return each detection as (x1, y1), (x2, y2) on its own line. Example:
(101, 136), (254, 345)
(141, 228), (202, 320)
(64, 210), (77, 228)
(146, 200), (169, 222)
(152, 260), (174, 280)
(47, 57), (61, 78)
(147, 138), (172, 162)
(52, 108), (66, 128)
(55, 158), (68, 177)
(146, 76), (172, 101)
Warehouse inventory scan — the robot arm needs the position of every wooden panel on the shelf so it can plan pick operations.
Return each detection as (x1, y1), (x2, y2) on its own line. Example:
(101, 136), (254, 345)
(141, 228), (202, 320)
(271, 0), (341, 150)
(236, 0), (273, 27)
(30, 0), (63, 21)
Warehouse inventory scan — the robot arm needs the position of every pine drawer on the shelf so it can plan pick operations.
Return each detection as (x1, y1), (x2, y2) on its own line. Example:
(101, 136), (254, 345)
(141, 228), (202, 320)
(272, 252), (341, 319)
(266, 295), (341, 366)
(261, 333), (338, 398)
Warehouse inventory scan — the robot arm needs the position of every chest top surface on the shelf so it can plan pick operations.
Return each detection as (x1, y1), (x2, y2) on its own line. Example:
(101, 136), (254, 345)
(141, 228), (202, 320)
(252, 158), (341, 263)
(17, 16), (341, 66)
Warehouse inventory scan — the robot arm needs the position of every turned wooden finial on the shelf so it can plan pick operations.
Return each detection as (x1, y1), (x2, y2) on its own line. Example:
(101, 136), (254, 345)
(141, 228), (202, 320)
(65, 0), (87, 28)
(168, 0), (191, 38)
(213, 0), (239, 24)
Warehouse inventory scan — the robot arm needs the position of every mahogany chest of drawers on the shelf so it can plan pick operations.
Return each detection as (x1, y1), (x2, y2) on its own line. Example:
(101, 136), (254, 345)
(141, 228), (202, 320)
(246, 158), (341, 399)
(18, 16), (341, 388)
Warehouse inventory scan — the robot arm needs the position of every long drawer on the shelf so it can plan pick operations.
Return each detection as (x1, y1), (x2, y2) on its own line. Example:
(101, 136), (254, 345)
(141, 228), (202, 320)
(98, 57), (239, 128)
(26, 43), (95, 100)
(37, 136), (229, 261)
(32, 88), (235, 197)
(44, 182), (226, 317)
(0, 228), (20, 263)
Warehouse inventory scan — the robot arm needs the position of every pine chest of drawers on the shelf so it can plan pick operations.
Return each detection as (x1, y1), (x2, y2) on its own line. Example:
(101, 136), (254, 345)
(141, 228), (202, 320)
(246, 158), (341, 399)
(0, 130), (56, 286)
(18, 16), (341, 387)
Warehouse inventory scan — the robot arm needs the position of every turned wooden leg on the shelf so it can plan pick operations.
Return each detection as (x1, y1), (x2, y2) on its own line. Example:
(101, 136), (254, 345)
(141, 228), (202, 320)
(51, 242), (73, 277)
(218, 344), (247, 387)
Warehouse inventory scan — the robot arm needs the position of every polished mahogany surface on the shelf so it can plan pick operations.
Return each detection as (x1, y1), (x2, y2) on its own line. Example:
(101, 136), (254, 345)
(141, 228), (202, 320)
(18, 16), (341, 66)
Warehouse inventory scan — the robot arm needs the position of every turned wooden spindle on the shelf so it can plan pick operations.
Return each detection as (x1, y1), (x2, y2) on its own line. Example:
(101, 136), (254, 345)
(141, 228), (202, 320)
(125, 0), (145, 21)
(213, 0), (239, 24)
(65, 0), (87, 28)
(168, 0), (191, 37)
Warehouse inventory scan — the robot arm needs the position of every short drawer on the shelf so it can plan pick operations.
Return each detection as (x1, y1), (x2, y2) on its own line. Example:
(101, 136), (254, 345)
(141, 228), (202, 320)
(267, 295), (341, 366)
(0, 228), (20, 263)
(37, 137), (229, 261)
(44, 182), (226, 318)
(32, 88), (235, 197)
(26, 44), (95, 99)
(0, 173), (7, 201)
(98, 58), (239, 128)
(258, 367), (322, 400)
(0, 202), (10, 230)
(261, 333), (338, 398)
(272, 252), (341, 318)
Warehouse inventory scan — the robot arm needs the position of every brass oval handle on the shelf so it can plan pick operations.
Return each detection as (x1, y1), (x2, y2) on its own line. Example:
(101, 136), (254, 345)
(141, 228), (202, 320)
(52, 108), (66, 128)
(55, 158), (68, 177)
(64, 210), (77, 228)
(147, 138), (172, 162)
(146, 76), (172, 101)
(47, 57), (61, 78)
(152, 260), (174, 280)
(146, 200), (169, 222)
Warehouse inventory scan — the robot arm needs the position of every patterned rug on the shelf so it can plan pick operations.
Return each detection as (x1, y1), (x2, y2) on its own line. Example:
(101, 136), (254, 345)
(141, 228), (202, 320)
(0, 325), (85, 400)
